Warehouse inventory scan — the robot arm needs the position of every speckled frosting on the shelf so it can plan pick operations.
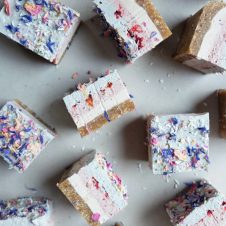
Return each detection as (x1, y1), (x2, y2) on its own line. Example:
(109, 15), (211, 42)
(57, 151), (128, 225)
(165, 180), (226, 226)
(93, 0), (171, 62)
(0, 197), (52, 226)
(0, 100), (55, 173)
(63, 70), (135, 136)
(0, 0), (80, 64)
(148, 113), (210, 175)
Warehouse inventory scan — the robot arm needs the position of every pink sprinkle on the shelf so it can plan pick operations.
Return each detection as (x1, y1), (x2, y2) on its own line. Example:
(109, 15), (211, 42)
(105, 69), (110, 75)
(2, 128), (8, 133)
(24, 2), (42, 16)
(71, 72), (79, 80)
(151, 137), (158, 145)
(91, 213), (100, 222)
(4, 0), (10, 15)
(42, 12), (49, 24)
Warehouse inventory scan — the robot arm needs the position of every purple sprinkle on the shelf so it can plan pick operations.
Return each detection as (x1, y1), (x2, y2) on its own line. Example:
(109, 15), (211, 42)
(20, 15), (32, 23)
(46, 37), (55, 53)
(15, 5), (22, 12)
(150, 31), (157, 38)
(39, 135), (44, 144)
(104, 111), (111, 122)
(19, 39), (28, 46)
(4, 150), (11, 155)
(171, 117), (178, 125)
(0, 116), (7, 120)
(5, 24), (19, 33)
(67, 10), (73, 21)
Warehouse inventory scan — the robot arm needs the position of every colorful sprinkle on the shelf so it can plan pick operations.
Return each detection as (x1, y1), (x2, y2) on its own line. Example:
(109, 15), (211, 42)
(91, 213), (100, 222)
(24, 1), (42, 16)
(3, 0), (11, 15)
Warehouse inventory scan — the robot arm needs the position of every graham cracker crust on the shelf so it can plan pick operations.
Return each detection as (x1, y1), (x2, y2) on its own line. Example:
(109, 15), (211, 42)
(78, 99), (135, 137)
(218, 90), (226, 139)
(57, 180), (100, 226)
(136, 0), (172, 40)
(175, 1), (226, 62)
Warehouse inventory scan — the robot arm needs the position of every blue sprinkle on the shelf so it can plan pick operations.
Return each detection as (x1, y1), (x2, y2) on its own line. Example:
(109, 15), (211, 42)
(198, 127), (209, 134)
(24, 128), (31, 132)
(104, 111), (111, 122)
(9, 209), (17, 215)
(5, 24), (19, 33)
(19, 39), (28, 46)
(171, 117), (178, 125)
(0, 116), (7, 120)
(150, 31), (157, 38)
(46, 37), (55, 53)
(150, 127), (157, 133)
(187, 147), (192, 156)
(40, 134), (44, 144)
(4, 150), (11, 155)
(15, 5), (22, 12)
(162, 149), (173, 159)
(34, 0), (45, 5)
(20, 15), (32, 23)
(129, 94), (134, 98)
(67, 10), (73, 21)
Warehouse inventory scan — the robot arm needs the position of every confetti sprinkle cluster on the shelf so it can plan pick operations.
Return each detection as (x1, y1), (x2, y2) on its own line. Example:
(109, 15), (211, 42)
(0, 197), (51, 223)
(165, 181), (226, 225)
(148, 114), (210, 175)
(0, 101), (55, 172)
(0, 0), (80, 63)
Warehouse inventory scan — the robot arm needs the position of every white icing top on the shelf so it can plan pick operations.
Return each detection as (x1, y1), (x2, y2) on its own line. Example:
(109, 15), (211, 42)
(0, 0), (80, 63)
(148, 113), (210, 175)
(93, 0), (164, 62)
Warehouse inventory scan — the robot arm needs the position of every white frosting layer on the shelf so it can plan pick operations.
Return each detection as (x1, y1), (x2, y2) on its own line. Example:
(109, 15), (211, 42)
(93, 0), (164, 62)
(67, 151), (127, 224)
(63, 70), (132, 128)
(197, 7), (226, 70)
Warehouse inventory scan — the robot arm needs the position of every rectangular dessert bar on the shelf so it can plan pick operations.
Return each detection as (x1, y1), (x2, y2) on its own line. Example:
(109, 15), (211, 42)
(0, 0), (81, 64)
(147, 113), (210, 175)
(57, 151), (128, 226)
(165, 180), (226, 226)
(0, 197), (52, 226)
(63, 70), (135, 137)
(175, 1), (226, 74)
(93, 0), (172, 62)
(0, 100), (55, 172)
(218, 89), (226, 139)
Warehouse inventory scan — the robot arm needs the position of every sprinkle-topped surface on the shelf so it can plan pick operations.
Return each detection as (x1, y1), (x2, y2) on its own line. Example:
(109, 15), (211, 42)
(63, 70), (134, 135)
(165, 180), (226, 225)
(0, 101), (55, 172)
(148, 113), (210, 175)
(0, 0), (80, 63)
(93, 0), (171, 62)
(0, 197), (52, 224)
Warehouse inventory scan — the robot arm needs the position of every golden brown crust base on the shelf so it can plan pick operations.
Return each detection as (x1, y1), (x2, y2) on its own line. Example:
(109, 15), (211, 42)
(218, 90), (226, 139)
(78, 99), (135, 137)
(57, 180), (100, 226)
(175, 1), (226, 61)
(136, 0), (172, 39)
(14, 99), (56, 135)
